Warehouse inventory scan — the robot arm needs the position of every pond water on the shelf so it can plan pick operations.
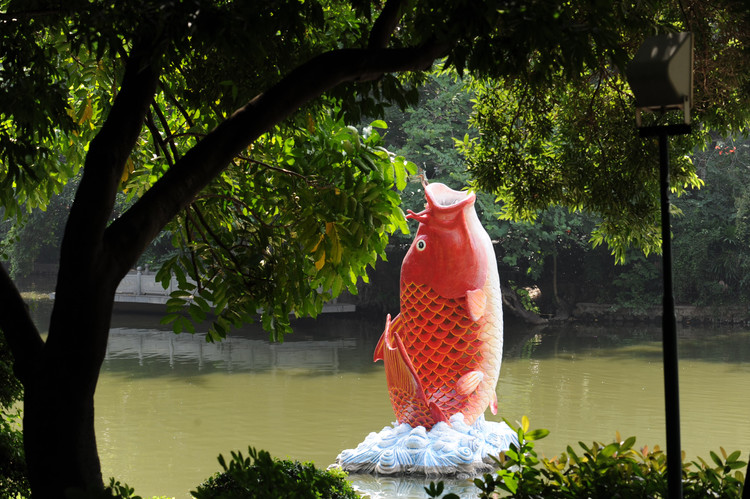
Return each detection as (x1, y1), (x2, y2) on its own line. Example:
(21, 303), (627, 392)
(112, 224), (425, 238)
(30, 304), (750, 498)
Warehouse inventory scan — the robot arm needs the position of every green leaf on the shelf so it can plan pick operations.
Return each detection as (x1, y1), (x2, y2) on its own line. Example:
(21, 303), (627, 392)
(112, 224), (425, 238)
(188, 303), (206, 323)
(501, 474), (518, 494)
(727, 460), (747, 470)
(526, 428), (550, 441)
(166, 297), (187, 309)
(600, 443), (619, 458)
(621, 436), (637, 451)
(726, 450), (741, 463)
(159, 313), (179, 325)
(710, 450), (723, 467)
(326, 222), (343, 264)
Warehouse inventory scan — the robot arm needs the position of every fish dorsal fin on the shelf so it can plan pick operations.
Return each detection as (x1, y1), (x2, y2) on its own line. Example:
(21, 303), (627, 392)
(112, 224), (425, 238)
(456, 370), (484, 396)
(465, 288), (486, 322)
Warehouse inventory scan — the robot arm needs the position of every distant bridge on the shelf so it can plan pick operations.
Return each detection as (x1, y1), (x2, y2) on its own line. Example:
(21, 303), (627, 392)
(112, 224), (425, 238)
(113, 267), (356, 313)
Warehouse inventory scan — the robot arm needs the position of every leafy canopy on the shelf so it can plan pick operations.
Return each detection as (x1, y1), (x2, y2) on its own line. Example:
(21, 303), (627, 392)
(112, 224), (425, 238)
(4, 0), (746, 342)
(1, 0), (442, 343)
(155, 112), (416, 341)
(460, 0), (750, 262)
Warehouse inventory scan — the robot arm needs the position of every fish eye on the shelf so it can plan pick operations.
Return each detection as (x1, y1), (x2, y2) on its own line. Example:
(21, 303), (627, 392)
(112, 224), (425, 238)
(416, 239), (427, 251)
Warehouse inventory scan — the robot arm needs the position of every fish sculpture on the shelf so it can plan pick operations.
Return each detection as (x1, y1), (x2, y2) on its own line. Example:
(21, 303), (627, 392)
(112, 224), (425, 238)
(374, 182), (504, 430)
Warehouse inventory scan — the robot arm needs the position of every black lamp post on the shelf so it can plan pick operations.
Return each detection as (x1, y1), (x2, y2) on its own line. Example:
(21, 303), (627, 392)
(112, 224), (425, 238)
(626, 32), (694, 499)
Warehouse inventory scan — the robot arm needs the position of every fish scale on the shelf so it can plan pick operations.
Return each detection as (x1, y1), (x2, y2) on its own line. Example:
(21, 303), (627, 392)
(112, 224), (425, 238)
(400, 282), (484, 419)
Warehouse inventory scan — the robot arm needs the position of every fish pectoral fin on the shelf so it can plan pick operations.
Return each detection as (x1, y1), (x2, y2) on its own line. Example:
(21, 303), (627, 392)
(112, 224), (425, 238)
(456, 370), (484, 396)
(490, 391), (498, 415)
(373, 314), (402, 362)
(465, 288), (486, 322)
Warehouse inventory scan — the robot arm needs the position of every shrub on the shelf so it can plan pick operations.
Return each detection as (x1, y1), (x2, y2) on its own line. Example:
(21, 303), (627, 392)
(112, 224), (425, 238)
(427, 416), (746, 498)
(64, 477), (173, 498)
(192, 447), (359, 499)
(0, 409), (29, 498)
(0, 329), (29, 499)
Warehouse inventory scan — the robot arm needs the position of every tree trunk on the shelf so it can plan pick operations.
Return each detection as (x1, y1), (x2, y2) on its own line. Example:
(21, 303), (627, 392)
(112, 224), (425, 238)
(24, 368), (102, 497)
(501, 285), (547, 325)
(23, 278), (118, 497)
(550, 252), (571, 320)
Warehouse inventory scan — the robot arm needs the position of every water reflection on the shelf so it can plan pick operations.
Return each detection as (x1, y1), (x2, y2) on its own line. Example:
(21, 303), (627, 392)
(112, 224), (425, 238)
(105, 329), (359, 373)
(348, 475), (481, 499)
(90, 315), (750, 498)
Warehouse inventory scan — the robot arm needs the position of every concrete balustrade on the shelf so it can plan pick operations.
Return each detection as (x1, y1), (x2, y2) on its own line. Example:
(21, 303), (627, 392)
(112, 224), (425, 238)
(114, 267), (355, 313)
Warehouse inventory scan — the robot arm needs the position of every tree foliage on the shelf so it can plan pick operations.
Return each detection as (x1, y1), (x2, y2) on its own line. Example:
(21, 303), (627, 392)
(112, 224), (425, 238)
(382, 72), (607, 317)
(672, 135), (750, 305)
(461, 0), (750, 262)
(583, 135), (750, 311)
(156, 112), (415, 341)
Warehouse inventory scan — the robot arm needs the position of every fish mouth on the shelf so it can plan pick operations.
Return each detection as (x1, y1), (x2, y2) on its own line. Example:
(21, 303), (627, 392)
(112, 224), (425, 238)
(425, 183), (476, 211)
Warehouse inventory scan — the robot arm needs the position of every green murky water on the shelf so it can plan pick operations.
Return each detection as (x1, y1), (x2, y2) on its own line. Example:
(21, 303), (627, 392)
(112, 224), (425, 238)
(35, 305), (750, 498)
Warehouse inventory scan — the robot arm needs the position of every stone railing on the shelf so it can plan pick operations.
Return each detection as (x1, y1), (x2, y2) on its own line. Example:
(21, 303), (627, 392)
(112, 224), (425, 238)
(114, 267), (355, 313)
(116, 266), (178, 297)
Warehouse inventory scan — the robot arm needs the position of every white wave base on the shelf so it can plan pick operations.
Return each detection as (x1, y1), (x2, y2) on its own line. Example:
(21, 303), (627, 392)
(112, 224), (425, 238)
(333, 414), (518, 478)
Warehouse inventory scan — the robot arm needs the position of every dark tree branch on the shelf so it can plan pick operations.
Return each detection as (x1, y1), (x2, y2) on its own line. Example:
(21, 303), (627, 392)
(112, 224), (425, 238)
(152, 103), (181, 161)
(188, 204), (244, 273)
(46, 41), (160, 358)
(0, 9), (63, 21)
(0, 263), (43, 384)
(58, 44), (160, 274)
(162, 84), (196, 129)
(181, 212), (204, 294)
(368, 0), (405, 49)
(238, 155), (313, 181)
(105, 41), (449, 265)
(146, 110), (175, 169)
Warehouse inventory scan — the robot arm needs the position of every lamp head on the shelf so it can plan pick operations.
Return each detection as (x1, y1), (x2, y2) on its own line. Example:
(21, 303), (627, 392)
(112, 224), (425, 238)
(626, 32), (693, 126)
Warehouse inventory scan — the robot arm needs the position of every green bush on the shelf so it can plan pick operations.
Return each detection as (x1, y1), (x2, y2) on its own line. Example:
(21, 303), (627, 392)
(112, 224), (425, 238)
(0, 329), (29, 499)
(0, 409), (30, 498)
(193, 447), (359, 499)
(427, 416), (746, 498)
(64, 477), (173, 499)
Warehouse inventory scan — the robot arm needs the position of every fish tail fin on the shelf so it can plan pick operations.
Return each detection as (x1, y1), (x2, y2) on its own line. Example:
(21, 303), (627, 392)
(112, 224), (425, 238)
(429, 402), (449, 425)
(374, 314), (403, 362)
(388, 328), (425, 399)
(373, 314), (392, 362)
(379, 320), (439, 427)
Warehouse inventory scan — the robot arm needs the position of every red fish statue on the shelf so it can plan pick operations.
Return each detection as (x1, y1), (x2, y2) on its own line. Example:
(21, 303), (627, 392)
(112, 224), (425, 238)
(374, 182), (503, 430)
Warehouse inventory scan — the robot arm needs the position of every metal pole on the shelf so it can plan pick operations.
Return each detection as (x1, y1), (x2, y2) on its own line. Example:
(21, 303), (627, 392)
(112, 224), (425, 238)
(658, 130), (683, 499)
